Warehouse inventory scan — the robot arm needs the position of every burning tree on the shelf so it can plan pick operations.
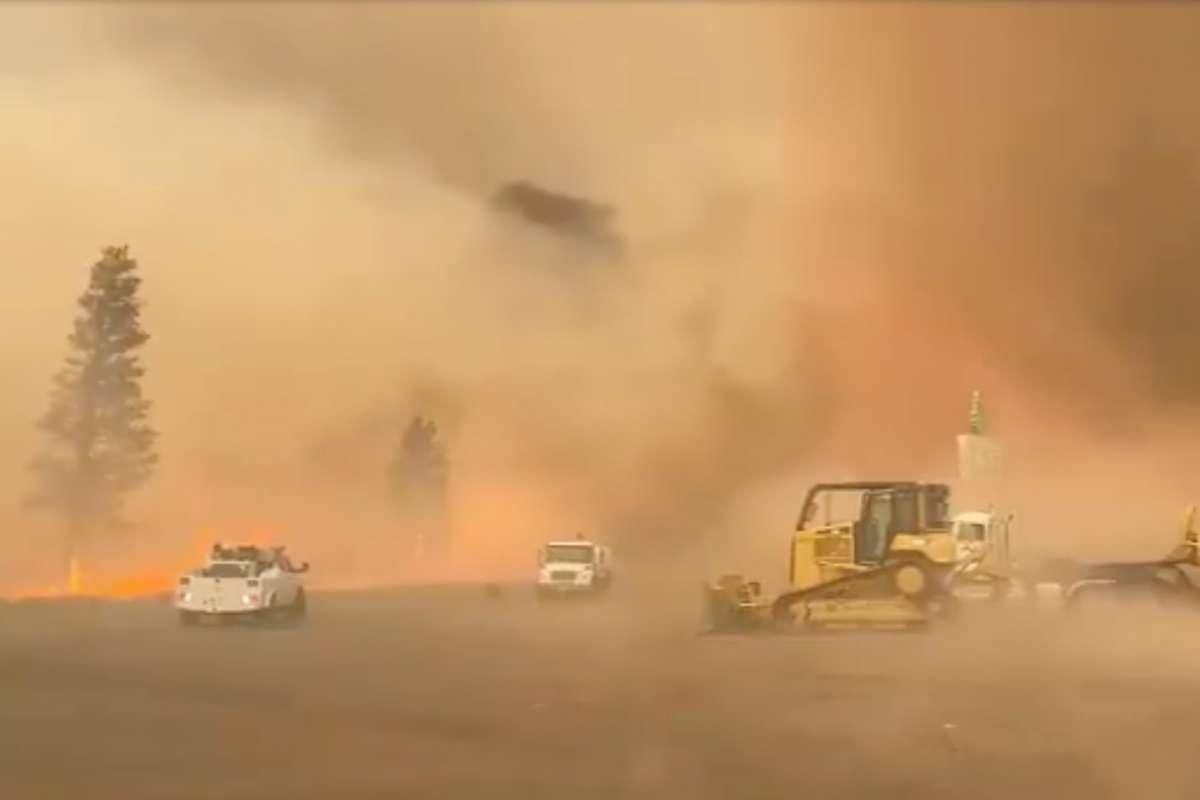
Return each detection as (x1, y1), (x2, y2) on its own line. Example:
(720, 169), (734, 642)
(390, 415), (449, 558)
(28, 246), (157, 584)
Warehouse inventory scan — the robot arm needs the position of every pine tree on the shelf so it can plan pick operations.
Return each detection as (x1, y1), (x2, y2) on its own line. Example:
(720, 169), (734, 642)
(28, 246), (157, 575)
(390, 415), (449, 557)
(391, 416), (448, 505)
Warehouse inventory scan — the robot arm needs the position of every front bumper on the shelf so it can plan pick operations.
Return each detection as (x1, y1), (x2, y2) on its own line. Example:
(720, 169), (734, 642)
(176, 597), (262, 615)
(536, 581), (597, 593)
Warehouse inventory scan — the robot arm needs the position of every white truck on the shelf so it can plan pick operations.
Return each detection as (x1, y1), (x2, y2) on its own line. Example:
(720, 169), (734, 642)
(535, 537), (613, 600)
(176, 543), (309, 625)
(950, 509), (1025, 601)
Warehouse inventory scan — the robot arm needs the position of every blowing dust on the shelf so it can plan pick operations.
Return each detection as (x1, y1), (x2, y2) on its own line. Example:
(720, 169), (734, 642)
(2, 3), (1200, 593)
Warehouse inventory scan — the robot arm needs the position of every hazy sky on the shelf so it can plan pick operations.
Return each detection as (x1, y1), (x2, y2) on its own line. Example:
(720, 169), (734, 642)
(4, 3), (1200, 589)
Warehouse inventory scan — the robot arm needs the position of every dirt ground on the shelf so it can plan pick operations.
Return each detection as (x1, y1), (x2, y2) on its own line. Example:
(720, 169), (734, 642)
(3, 581), (1199, 800)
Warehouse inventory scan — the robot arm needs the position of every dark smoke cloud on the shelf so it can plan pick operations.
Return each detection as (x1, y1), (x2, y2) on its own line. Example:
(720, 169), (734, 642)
(825, 6), (1200, 430)
(5, 3), (1200, 588)
(107, 4), (1200, 424)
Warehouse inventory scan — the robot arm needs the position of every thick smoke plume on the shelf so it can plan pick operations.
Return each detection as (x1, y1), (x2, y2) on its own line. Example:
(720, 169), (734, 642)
(3, 3), (1200, 590)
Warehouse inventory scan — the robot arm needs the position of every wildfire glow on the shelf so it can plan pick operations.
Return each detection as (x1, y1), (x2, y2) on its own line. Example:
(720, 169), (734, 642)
(67, 555), (83, 595)
(3, 525), (283, 601)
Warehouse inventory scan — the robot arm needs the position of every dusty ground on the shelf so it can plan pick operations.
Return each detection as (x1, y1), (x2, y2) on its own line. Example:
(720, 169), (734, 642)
(3, 581), (1199, 799)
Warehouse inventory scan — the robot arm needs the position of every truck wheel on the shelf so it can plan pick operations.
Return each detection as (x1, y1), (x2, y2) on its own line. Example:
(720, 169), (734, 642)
(923, 591), (959, 620)
(258, 593), (284, 625)
(290, 588), (308, 621)
(989, 577), (1011, 603)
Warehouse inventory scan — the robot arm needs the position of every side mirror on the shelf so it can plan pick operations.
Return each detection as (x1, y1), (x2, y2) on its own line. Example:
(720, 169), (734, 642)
(298, 562), (310, 573)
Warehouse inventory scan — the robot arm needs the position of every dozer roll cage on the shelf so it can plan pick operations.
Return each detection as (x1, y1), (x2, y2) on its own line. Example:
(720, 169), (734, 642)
(797, 482), (951, 528)
(794, 482), (952, 569)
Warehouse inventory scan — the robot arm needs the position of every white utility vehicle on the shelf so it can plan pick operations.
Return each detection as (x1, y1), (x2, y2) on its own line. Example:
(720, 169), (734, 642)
(950, 509), (1025, 601)
(176, 543), (309, 625)
(535, 537), (613, 600)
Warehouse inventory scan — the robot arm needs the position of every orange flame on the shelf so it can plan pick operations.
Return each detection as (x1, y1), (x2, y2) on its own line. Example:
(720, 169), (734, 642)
(67, 555), (83, 595)
(3, 525), (285, 601)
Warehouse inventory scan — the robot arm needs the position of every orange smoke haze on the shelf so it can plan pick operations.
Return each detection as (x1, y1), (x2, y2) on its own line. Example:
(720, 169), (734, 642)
(3, 3), (1200, 592)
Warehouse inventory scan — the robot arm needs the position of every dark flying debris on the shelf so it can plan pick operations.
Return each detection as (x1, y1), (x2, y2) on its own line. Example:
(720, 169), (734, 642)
(492, 180), (624, 259)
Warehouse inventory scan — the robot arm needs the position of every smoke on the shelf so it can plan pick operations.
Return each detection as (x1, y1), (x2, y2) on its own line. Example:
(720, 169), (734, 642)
(3, 3), (1200, 589)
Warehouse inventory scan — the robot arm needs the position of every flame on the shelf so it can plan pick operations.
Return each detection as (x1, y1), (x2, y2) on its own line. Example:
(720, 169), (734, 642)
(91, 571), (176, 599)
(3, 525), (284, 601)
(2, 519), (505, 600)
(67, 555), (83, 595)
(6, 560), (178, 601)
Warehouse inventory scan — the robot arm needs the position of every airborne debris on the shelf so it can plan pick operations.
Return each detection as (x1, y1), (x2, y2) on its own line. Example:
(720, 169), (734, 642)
(491, 180), (623, 257)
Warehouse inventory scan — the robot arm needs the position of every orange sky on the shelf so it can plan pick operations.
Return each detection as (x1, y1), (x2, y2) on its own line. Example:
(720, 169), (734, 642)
(3, 3), (1200, 591)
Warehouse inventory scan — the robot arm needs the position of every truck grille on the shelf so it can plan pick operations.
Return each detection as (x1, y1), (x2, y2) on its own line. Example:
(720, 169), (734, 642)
(551, 570), (577, 581)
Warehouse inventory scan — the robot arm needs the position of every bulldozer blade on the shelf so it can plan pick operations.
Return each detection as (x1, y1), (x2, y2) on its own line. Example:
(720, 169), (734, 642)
(701, 580), (773, 633)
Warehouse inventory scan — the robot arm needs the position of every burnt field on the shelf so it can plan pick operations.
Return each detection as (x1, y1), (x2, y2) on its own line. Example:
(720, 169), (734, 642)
(3, 582), (1199, 799)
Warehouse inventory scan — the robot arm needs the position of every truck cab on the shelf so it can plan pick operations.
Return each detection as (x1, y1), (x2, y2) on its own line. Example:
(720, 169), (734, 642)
(952, 510), (1012, 566)
(949, 510), (1020, 600)
(536, 538), (612, 599)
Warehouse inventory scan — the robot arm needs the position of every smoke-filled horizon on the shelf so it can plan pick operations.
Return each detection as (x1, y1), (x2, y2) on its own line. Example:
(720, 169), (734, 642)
(3, 3), (1200, 590)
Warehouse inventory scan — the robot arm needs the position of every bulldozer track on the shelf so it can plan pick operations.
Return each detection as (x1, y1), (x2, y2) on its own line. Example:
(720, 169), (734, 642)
(770, 560), (957, 624)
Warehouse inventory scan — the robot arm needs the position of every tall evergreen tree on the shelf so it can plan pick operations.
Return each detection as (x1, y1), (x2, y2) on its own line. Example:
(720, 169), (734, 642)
(390, 415), (449, 557)
(28, 246), (157, 573)
(391, 415), (448, 505)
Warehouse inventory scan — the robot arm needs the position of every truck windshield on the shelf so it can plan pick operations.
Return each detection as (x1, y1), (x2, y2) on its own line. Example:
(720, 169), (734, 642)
(204, 562), (251, 578)
(544, 545), (593, 564)
(957, 523), (987, 542)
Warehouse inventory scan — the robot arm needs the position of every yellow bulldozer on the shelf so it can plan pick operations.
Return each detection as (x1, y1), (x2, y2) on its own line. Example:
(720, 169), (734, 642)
(704, 481), (1008, 632)
(1042, 505), (1200, 611)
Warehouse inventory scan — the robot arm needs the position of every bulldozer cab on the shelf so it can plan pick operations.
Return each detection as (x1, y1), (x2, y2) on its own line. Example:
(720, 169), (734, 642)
(791, 482), (952, 589)
(857, 491), (893, 564)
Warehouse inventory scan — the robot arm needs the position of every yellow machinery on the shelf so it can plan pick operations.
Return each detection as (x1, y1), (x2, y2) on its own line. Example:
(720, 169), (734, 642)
(704, 482), (965, 631)
(1050, 505), (1200, 609)
(704, 489), (1200, 631)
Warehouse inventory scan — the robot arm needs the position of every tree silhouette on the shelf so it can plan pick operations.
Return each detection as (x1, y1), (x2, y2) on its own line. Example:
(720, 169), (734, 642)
(390, 415), (449, 557)
(28, 246), (157, 576)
